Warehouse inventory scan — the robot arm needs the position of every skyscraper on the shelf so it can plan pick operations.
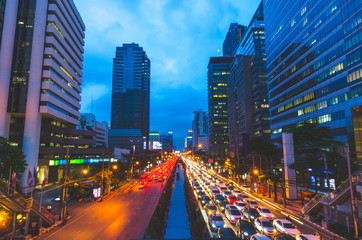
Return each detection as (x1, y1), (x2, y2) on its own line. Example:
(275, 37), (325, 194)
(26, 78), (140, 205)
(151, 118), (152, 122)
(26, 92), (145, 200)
(264, 0), (361, 168)
(109, 43), (150, 152)
(207, 57), (233, 157)
(0, 0), (85, 186)
(192, 110), (208, 149)
(228, 2), (269, 158)
(223, 23), (247, 57)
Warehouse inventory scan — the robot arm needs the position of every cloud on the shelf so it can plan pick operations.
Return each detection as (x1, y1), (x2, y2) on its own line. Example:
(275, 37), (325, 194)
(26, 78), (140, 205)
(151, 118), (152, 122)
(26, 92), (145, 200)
(74, 0), (261, 149)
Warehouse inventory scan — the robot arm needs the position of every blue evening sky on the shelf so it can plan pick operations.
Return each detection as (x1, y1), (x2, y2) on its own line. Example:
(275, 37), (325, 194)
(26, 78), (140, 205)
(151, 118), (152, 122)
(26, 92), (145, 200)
(75, 0), (261, 150)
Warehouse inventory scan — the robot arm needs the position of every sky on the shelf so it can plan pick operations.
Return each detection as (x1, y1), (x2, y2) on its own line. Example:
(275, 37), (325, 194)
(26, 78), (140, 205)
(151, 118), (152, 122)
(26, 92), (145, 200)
(75, 0), (261, 150)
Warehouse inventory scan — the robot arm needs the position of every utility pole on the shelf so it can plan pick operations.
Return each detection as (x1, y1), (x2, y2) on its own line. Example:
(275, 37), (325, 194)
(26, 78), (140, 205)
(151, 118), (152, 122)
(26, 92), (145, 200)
(60, 146), (70, 223)
(346, 144), (359, 239)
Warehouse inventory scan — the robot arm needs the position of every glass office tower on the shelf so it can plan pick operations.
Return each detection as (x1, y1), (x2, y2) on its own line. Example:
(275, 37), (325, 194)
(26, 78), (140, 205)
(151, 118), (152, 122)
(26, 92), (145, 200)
(264, 0), (361, 168)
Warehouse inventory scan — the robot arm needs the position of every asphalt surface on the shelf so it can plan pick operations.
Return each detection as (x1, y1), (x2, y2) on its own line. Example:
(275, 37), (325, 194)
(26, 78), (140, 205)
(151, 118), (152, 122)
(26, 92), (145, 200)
(38, 180), (164, 240)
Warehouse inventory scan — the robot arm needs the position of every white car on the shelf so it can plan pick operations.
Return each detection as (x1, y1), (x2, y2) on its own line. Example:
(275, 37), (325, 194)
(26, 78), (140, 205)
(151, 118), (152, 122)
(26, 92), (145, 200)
(254, 218), (276, 236)
(225, 204), (242, 224)
(222, 190), (232, 198)
(233, 189), (242, 197)
(244, 199), (259, 208)
(234, 201), (247, 211)
(273, 219), (301, 237)
(209, 214), (226, 230)
(296, 234), (321, 240)
(257, 206), (274, 220)
(250, 234), (271, 240)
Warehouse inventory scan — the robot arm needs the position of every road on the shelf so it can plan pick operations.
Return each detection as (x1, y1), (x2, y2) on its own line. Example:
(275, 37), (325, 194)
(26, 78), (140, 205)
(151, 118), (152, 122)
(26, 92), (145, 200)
(38, 180), (164, 240)
(183, 157), (344, 239)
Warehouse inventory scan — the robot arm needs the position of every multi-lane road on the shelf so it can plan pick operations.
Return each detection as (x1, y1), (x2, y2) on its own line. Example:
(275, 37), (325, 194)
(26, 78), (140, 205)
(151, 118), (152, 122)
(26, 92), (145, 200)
(38, 178), (163, 240)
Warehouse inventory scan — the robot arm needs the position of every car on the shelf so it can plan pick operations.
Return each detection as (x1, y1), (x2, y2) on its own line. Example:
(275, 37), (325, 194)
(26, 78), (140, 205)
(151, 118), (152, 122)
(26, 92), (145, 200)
(244, 199), (259, 208)
(196, 190), (205, 199)
(214, 194), (224, 202)
(250, 234), (272, 240)
(196, 186), (203, 191)
(228, 195), (238, 204)
(209, 213), (226, 230)
(273, 219), (301, 237)
(257, 206), (274, 220)
(215, 227), (237, 238)
(219, 185), (228, 192)
(201, 195), (211, 205)
(236, 219), (257, 240)
(222, 190), (232, 198)
(242, 185), (251, 190)
(254, 217), (276, 236)
(138, 182), (145, 189)
(234, 201), (247, 211)
(228, 186), (234, 191)
(225, 204), (242, 224)
(217, 200), (229, 213)
(242, 206), (261, 221)
(206, 203), (218, 215)
(233, 189), (242, 197)
(296, 234), (320, 240)
(240, 194), (250, 200)
(273, 233), (296, 240)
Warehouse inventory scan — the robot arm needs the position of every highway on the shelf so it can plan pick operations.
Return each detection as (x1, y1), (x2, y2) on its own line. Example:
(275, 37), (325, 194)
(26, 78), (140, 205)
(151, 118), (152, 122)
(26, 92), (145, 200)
(38, 179), (164, 240)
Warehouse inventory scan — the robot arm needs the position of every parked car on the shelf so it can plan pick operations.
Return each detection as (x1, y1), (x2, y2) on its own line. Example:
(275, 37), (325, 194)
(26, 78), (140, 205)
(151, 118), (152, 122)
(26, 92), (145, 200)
(254, 217), (276, 236)
(209, 214), (226, 230)
(273, 219), (301, 237)
(242, 206), (261, 221)
(257, 206), (274, 220)
(234, 201), (247, 211)
(215, 227), (237, 238)
(236, 219), (257, 240)
(225, 204), (242, 224)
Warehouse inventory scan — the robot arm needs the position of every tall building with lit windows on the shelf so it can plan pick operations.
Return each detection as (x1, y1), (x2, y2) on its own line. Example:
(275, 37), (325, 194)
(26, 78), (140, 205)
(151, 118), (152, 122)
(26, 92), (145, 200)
(264, 0), (362, 168)
(109, 43), (150, 152)
(207, 57), (233, 157)
(228, 2), (269, 158)
(0, 0), (86, 186)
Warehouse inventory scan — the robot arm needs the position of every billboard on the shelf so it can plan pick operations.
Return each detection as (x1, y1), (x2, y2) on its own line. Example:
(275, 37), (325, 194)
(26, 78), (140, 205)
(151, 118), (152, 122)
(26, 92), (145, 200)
(152, 141), (162, 150)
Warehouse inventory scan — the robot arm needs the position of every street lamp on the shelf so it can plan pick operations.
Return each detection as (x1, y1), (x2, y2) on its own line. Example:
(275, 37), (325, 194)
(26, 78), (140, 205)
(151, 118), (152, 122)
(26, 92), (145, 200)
(82, 169), (88, 175)
(112, 165), (118, 170)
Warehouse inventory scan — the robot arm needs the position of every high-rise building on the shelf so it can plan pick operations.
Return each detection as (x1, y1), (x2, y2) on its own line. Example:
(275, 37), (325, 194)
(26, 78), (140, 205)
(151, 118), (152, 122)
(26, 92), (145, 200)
(264, 0), (361, 168)
(80, 113), (108, 147)
(184, 130), (193, 152)
(223, 23), (247, 57)
(0, 0), (5, 49)
(192, 110), (208, 149)
(207, 57), (233, 157)
(109, 43), (150, 152)
(0, 0), (85, 186)
(228, 2), (269, 157)
(161, 132), (173, 153)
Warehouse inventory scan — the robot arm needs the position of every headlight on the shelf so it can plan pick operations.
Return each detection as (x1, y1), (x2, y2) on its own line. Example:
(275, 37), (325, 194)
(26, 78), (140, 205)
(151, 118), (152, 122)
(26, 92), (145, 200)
(244, 232), (249, 236)
(223, 223), (227, 227)
(271, 214), (274, 218)
(231, 216), (235, 220)
(251, 216), (255, 219)
(212, 223), (216, 227)
(273, 229), (277, 233)
(263, 228), (267, 232)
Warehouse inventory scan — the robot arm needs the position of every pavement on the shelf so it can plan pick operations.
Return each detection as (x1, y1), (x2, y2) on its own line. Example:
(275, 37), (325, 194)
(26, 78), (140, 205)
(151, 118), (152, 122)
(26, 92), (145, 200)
(36, 179), (164, 240)
(164, 163), (191, 239)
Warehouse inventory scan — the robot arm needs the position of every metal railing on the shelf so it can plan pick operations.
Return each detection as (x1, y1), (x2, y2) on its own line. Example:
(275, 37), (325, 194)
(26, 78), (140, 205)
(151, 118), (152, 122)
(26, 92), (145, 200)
(301, 171), (362, 214)
(0, 179), (54, 224)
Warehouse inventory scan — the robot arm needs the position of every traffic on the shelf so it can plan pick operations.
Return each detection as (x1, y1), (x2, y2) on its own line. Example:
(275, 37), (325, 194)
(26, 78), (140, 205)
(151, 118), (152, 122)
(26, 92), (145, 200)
(183, 156), (321, 240)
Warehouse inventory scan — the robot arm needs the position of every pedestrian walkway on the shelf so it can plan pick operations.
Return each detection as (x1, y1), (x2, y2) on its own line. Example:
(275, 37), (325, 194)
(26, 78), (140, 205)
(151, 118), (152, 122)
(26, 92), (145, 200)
(164, 163), (191, 239)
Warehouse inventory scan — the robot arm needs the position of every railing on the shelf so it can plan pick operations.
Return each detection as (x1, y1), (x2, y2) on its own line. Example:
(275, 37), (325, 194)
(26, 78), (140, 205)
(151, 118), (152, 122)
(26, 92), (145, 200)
(0, 179), (54, 224)
(301, 193), (323, 214)
(302, 171), (362, 214)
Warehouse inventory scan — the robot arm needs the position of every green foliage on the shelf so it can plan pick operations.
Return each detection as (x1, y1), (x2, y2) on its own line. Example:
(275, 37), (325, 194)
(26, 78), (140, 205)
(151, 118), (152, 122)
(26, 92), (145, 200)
(249, 136), (281, 160)
(0, 137), (27, 180)
(234, 161), (250, 176)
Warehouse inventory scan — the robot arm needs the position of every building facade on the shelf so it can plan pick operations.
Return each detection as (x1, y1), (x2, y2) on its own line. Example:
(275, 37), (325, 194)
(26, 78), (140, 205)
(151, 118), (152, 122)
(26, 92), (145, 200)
(80, 113), (108, 147)
(223, 23), (247, 57)
(109, 43), (150, 152)
(207, 57), (233, 157)
(264, 0), (361, 169)
(192, 110), (208, 149)
(161, 132), (173, 153)
(0, 0), (86, 186)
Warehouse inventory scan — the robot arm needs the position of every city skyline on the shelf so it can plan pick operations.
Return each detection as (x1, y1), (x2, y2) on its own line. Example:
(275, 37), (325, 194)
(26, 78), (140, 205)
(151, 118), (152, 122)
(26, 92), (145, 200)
(74, 0), (261, 149)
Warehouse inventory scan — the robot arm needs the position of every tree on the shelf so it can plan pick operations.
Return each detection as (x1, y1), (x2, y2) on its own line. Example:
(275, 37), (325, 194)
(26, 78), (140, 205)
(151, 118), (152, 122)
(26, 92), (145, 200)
(0, 137), (27, 181)
(259, 172), (282, 202)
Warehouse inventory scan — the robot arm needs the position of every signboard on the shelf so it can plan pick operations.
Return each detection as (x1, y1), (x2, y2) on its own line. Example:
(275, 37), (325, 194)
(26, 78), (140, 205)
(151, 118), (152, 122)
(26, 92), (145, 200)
(152, 141), (162, 150)
(93, 188), (101, 198)
(208, 159), (213, 163)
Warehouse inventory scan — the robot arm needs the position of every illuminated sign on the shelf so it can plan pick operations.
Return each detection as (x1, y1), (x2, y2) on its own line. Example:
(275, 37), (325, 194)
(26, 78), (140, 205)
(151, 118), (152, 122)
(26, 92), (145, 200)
(152, 141), (162, 150)
(49, 158), (111, 166)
